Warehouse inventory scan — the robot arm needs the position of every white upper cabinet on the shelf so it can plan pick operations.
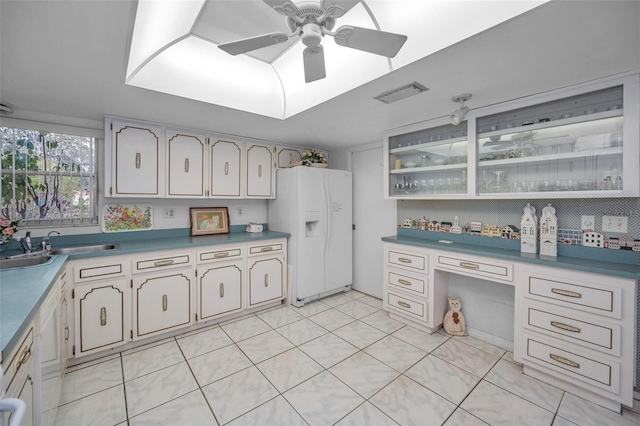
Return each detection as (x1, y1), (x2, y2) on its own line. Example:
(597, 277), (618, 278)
(210, 139), (242, 198)
(108, 120), (164, 197)
(105, 117), (290, 199)
(245, 142), (275, 198)
(166, 130), (206, 198)
(384, 73), (640, 199)
(276, 145), (303, 168)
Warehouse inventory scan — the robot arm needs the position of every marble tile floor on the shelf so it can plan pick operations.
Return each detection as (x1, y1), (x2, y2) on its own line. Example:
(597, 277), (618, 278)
(54, 290), (640, 426)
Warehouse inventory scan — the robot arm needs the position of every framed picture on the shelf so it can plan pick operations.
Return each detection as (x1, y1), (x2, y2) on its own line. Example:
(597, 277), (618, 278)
(190, 207), (230, 236)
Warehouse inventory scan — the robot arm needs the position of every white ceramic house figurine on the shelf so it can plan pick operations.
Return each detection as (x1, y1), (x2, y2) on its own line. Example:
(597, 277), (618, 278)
(450, 216), (462, 234)
(520, 203), (538, 253)
(540, 204), (558, 257)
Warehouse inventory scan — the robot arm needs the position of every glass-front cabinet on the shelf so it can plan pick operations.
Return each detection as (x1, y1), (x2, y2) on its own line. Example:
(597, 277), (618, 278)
(387, 123), (468, 197)
(383, 73), (639, 199)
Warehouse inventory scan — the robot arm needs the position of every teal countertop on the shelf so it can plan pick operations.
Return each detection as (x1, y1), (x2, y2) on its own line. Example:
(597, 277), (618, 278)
(1, 228), (289, 362)
(383, 229), (640, 280)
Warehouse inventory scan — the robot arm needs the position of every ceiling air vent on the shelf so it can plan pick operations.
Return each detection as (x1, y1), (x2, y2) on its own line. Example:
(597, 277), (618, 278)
(374, 82), (429, 104)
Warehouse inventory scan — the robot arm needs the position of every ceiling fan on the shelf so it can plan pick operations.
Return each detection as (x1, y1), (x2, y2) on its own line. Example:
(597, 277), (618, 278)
(217, 0), (408, 83)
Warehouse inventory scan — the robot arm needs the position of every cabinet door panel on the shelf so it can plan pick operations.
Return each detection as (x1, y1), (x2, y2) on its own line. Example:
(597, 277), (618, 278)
(198, 261), (243, 321)
(133, 271), (193, 339)
(210, 140), (242, 197)
(167, 131), (206, 197)
(75, 280), (130, 355)
(276, 146), (303, 168)
(248, 256), (284, 306)
(246, 143), (274, 198)
(112, 121), (162, 196)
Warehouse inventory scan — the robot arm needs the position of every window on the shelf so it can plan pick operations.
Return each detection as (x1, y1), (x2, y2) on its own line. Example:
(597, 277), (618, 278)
(1, 126), (98, 226)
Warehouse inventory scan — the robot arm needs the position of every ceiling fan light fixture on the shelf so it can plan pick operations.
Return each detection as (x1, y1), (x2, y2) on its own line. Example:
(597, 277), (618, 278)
(449, 93), (472, 125)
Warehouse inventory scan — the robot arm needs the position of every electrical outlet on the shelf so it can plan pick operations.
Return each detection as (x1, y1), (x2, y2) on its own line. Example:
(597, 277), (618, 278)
(602, 215), (627, 233)
(237, 207), (242, 216)
(163, 208), (176, 219)
(581, 215), (595, 231)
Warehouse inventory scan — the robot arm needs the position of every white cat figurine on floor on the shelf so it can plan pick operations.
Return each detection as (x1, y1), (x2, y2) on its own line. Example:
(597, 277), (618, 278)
(443, 296), (467, 336)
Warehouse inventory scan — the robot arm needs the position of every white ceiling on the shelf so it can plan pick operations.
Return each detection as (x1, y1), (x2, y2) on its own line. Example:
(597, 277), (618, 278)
(1, 1), (639, 151)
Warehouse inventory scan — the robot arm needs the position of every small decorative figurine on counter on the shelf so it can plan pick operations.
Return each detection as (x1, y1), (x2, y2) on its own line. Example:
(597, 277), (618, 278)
(443, 297), (467, 336)
(583, 231), (603, 247)
(402, 218), (413, 228)
(539, 204), (558, 257)
(470, 221), (482, 235)
(418, 217), (428, 231)
(520, 203), (538, 253)
(501, 225), (519, 239)
(450, 216), (462, 234)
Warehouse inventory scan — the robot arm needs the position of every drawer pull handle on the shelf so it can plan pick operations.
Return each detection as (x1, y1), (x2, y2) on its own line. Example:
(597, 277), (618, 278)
(459, 262), (479, 270)
(397, 279), (412, 286)
(214, 252), (229, 258)
(551, 288), (582, 298)
(397, 301), (411, 309)
(100, 307), (107, 326)
(64, 325), (70, 341)
(154, 259), (174, 267)
(135, 152), (141, 169)
(550, 321), (581, 333)
(258, 164), (262, 178)
(260, 246), (273, 252)
(549, 353), (580, 369)
(162, 295), (168, 311)
(184, 158), (190, 173)
(264, 274), (269, 287)
(220, 283), (224, 298)
(398, 257), (412, 264)
(14, 346), (32, 372)
(225, 161), (229, 175)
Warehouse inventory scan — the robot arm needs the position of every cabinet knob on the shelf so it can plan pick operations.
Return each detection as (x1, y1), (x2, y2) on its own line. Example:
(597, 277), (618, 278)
(14, 346), (31, 372)
(551, 288), (582, 298)
(135, 153), (141, 169)
(397, 301), (411, 309)
(549, 353), (580, 369)
(220, 283), (225, 298)
(258, 165), (262, 178)
(224, 161), (229, 176)
(264, 273), (269, 287)
(185, 158), (190, 173)
(162, 294), (168, 311)
(100, 307), (107, 326)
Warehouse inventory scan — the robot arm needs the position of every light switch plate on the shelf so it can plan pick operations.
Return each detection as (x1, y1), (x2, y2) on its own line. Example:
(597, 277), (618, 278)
(602, 215), (628, 233)
(581, 215), (595, 231)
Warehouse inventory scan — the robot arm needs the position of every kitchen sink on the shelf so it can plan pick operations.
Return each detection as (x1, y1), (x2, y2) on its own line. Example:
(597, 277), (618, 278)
(48, 243), (120, 255)
(0, 255), (54, 270)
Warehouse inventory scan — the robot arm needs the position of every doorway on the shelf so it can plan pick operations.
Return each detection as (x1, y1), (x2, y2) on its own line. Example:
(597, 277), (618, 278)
(350, 144), (397, 298)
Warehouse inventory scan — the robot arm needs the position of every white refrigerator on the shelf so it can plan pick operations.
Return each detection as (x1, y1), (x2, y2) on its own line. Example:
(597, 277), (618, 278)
(268, 167), (352, 307)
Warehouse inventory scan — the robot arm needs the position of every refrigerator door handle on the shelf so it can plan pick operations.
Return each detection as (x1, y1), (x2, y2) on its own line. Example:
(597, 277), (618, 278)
(323, 180), (331, 258)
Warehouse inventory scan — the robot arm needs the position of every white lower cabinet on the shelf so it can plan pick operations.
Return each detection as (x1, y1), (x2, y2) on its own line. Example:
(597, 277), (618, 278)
(133, 270), (194, 340)
(2, 325), (35, 426)
(515, 266), (636, 409)
(382, 243), (447, 334)
(67, 239), (287, 360)
(74, 279), (131, 356)
(197, 260), (243, 321)
(248, 256), (285, 307)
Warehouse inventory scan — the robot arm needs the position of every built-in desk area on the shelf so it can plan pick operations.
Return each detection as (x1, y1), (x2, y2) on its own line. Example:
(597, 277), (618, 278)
(382, 229), (639, 412)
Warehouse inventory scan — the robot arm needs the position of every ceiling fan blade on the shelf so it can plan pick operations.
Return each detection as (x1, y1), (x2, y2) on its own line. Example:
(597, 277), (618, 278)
(263, 0), (300, 17)
(218, 32), (290, 56)
(321, 0), (360, 18)
(332, 25), (407, 57)
(303, 45), (326, 83)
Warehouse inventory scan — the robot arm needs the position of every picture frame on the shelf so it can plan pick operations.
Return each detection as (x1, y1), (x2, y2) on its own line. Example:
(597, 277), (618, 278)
(190, 207), (230, 236)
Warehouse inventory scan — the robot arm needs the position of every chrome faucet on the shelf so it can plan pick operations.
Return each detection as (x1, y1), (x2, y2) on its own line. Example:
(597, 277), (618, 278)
(42, 230), (61, 251)
(18, 231), (32, 253)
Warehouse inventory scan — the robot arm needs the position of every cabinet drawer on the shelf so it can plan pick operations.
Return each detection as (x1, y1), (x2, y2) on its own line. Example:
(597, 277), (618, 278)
(74, 260), (127, 283)
(523, 335), (619, 393)
(436, 254), (513, 282)
(384, 290), (427, 322)
(248, 241), (284, 256)
(524, 303), (620, 356)
(133, 253), (192, 273)
(3, 327), (33, 392)
(386, 250), (427, 272)
(526, 275), (621, 318)
(386, 269), (427, 297)
(197, 246), (243, 263)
